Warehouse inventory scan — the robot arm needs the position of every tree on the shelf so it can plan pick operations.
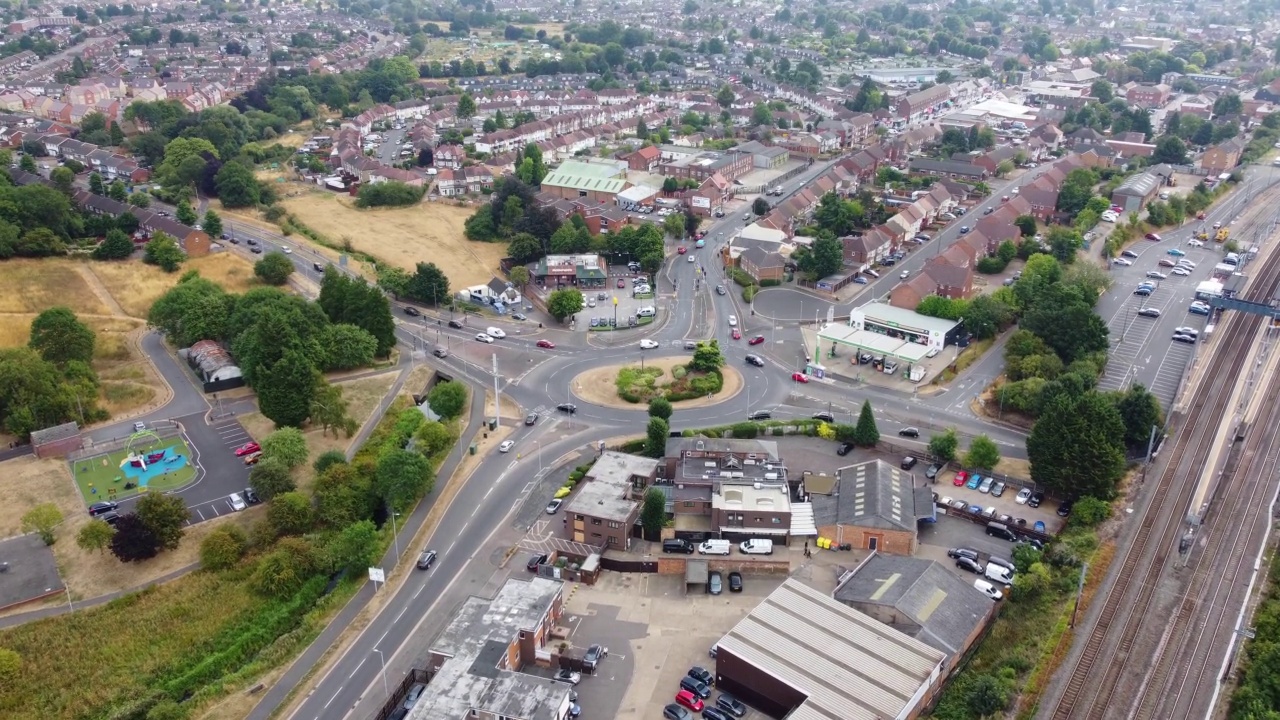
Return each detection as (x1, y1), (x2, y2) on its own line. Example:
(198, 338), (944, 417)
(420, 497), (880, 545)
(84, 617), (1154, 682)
(108, 180), (128, 202)
(716, 84), (736, 108)
(406, 262), (450, 305)
(798, 235), (845, 280)
(966, 435), (1001, 470)
(267, 491), (315, 536)
(967, 675), (1008, 716)
(320, 324), (376, 372)
(1014, 214), (1038, 237)
(262, 426), (308, 468)
(76, 519), (115, 554)
(257, 350), (318, 427)
(547, 288), (585, 321)
(1028, 391), (1126, 499)
(688, 340), (725, 372)
(214, 161), (261, 207)
(88, 172), (105, 195)
(751, 103), (773, 126)
(21, 503), (62, 545)
(1114, 383), (1162, 448)
(143, 232), (185, 272)
(135, 492), (190, 551)
(93, 228), (135, 260)
(1153, 135), (1188, 165)
(375, 449), (433, 509)
(110, 513), (162, 562)
(414, 420), (454, 456)
(249, 457), (296, 500)
(752, 197), (770, 216)
(509, 266), (530, 288)
(1067, 496), (1111, 528)
(251, 543), (312, 598)
(457, 93), (476, 118)
(640, 487), (666, 536)
(255, 251), (295, 285)
(312, 381), (357, 438)
(645, 417), (669, 458)
(49, 166), (75, 196)
(325, 519), (379, 574)
(648, 397), (673, 421)
(663, 212), (686, 240)
(852, 400), (879, 446)
(928, 428), (959, 463)
(28, 307), (95, 367)
(1021, 293), (1109, 364)
(175, 199), (197, 226)
(193, 525), (248, 575)
(202, 210), (223, 238)
(1090, 80), (1114, 103)
(313, 449), (348, 475)
(428, 380), (469, 419)
(516, 143), (547, 185)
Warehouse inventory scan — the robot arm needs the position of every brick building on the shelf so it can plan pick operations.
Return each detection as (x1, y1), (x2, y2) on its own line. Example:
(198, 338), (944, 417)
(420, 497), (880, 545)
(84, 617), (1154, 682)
(807, 459), (935, 554)
(561, 452), (657, 551)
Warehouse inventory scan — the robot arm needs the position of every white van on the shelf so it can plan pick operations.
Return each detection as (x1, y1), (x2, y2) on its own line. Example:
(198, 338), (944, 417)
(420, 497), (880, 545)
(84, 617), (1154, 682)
(739, 539), (774, 555)
(637, 306), (656, 318)
(698, 539), (731, 555)
(974, 579), (1003, 601)
(984, 564), (1014, 585)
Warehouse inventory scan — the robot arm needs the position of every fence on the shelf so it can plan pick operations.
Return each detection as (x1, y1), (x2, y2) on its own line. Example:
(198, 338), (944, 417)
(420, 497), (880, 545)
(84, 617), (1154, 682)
(369, 668), (433, 720)
(66, 421), (183, 463)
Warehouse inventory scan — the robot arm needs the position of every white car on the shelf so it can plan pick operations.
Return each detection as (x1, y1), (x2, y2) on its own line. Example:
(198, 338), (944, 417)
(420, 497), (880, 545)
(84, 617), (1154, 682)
(974, 579), (1003, 601)
(687, 255), (695, 263)
(281, 246), (292, 254)
(1176, 259), (1196, 268)
(1101, 213), (1119, 223)
(228, 493), (247, 511)
(1171, 267), (1191, 276)
(486, 327), (506, 339)
(1187, 239), (1205, 248)
(728, 315), (738, 327)
(475, 333), (494, 343)
(639, 339), (659, 349)
(498, 440), (515, 453)
(1112, 257), (1133, 266)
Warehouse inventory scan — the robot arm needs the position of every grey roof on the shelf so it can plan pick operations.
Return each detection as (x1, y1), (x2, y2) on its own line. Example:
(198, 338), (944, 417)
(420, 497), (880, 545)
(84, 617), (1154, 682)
(809, 459), (922, 532)
(717, 578), (945, 720)
(411, 577), (570, 720)
(30, 421), (79, 445)
(566, 451), (656, 522)
(1113, 170), (1161, 197)
(667, 437), (781, 461)
(907, 157), (987, 177)
(669, 437), (786, 483)
(835, 554), (992, 661)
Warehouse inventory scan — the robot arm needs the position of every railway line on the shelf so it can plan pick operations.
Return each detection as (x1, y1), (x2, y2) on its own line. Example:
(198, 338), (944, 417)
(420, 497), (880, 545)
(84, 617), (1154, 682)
(1043, 197), (1280, 720)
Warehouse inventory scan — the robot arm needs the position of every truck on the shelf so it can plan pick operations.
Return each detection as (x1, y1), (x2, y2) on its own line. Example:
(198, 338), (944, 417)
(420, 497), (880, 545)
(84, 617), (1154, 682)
(1215, 227), (1230, 243)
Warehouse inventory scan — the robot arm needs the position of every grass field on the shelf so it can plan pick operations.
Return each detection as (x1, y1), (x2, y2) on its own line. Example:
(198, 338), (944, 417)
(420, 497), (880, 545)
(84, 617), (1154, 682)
(87, 253), (264, 318)
(0, 258), (111, 315)
(0, 455), (85, 539)
(70, 435), (196, 503)
(278, 192), (506, 288)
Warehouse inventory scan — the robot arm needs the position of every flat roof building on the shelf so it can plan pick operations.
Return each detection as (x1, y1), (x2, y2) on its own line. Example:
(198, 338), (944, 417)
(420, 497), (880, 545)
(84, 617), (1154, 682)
(814, 303), (962, 372)
(563, 451), (657, 551)
(714, 578), (946, 720)
(540, 160), (629, 203)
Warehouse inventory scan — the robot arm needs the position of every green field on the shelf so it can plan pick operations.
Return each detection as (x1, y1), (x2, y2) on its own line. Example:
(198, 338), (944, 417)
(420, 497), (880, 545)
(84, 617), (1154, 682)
(69, 435), (196, 504)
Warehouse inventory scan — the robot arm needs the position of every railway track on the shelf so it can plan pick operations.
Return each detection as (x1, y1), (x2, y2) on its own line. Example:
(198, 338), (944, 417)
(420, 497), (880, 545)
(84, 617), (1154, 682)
(1045, 196), (1280, 720)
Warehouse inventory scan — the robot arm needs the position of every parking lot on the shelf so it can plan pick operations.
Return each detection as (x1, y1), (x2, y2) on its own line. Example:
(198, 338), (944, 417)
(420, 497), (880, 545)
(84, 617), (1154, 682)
(931, 466), (1062, 533)
(179, 415), (260, 523)
(573, 275), (660, 335)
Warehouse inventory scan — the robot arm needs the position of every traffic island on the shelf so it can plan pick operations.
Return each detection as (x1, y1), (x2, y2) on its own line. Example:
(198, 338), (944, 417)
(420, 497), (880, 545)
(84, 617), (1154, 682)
(570, 357), (744, 410)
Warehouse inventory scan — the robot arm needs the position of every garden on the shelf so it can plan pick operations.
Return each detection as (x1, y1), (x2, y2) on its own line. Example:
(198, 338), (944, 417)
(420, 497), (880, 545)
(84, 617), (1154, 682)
(614, 341), (725, 403)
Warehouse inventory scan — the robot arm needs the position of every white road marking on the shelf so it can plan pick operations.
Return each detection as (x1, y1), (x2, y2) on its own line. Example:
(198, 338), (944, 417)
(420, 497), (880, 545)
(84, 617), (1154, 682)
(323, 689), (342, 709)
(349, 657), (366, 678)
(394, 607), (406, 623)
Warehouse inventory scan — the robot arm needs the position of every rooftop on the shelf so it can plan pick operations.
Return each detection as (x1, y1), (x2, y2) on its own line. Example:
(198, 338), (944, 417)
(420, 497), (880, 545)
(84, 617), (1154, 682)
(853, 301), (962, 336)
(668, 437), (786, 483)
(541, 160), (627, 194)
(565, 451), (657, 522)
(808, 459), (931, 532)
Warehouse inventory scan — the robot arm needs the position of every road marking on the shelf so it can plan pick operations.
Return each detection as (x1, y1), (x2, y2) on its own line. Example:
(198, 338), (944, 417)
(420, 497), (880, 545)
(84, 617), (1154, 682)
(323, 689), (342, 709)
(413, 583), (426, 599)
(484, 484), (496, 499)
(376, 630), (388, 646)
(446, 540), (457, 555)
(394, 607), (406, 623)
(349, 657), (365, 678)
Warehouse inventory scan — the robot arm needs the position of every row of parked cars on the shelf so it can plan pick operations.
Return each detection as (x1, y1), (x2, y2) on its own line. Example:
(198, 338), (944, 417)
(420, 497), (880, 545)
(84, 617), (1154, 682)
(664, 666), (748, 719)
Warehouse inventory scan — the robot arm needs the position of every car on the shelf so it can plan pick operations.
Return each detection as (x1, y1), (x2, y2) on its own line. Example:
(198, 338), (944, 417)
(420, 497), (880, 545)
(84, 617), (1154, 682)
(901, 456), (918, 470)
(747, 410), (772, 420)
(991, 481), (1006, 497)
(688, 666), (714, 686)
(1121, 249), (1140, 259)
(1171, 267), (1191, 276)
(402, 306), (421, 316)
(545, 498), (563, 514)
(1028, 491), (1044, 508)
(853, 276), (869, 285)
(554, 669), (581, 685)
(678, 245), (688, 254)
(1174, 326), (1199, 338)
(1145, 232), (1162, 241)
(966, 474), (982, 490)
(486, 327), (506, 339)
(432, 347), (449, 358)
(959, 225), (971, 234)
(1158, 258), (1177, 268)
(745, 354), (765, 367)
(687, 255), (695, 263)
(448, 319), (464, 329)
(1015, 488), (1032, 505)
(1173, 333), (1197, 344)
(597, 292), (608, 301)
(731, 328), (741, 340)
(982, 506), (998, 518)
(1058, 499), (1074, 517)
(716, 285), (726, 295)
(1134, 286), (1153, 296)
(281, 246), (292, 254)
(899, 269), (911, 280)
(975, 579), (1004, 601)
(1176, 258), (1197, 268)
(1167, 248), (1186, 257)
(475, 333), (494, 343)
(978, 477), (995, 493)
(640, 338), (660, 349)
(1138, 307), (1163, 318)
(679, 675), (712, 699)
(234, 441), (261, 456)
(791, 372), (809, 383)
(536, 339), (556, 349)
(243, 451), (263, 466)
(716, 693), (748, 717)
(243, 487), (261, 505)
(898, 427), (920, 438)
(983, 206), (995, 215)
(954, 470), (969, 487)
(524, 412), (539, 426)
(745, 334), (766, 346)
(1034, 520), (1046, 533)
(582, 644), (604, 669)
(402, 682), (427, 710)
(1146, 270), (1167, 279)
(526, 553), (548, 571)
(1213, 221), (1223, 229)
(228, 493), (247, 511)
(617, 278), (626, 288)
(675, 690), (704, 713)
(728, 315), (737, 327)
(1112, 257), (1133, 266)
(1188, 238), (1206, 248)
(925, 463), (941, 480)
(728, 571), (743, 592)
(1189, 302), (1211, 316)
(956, 556), (985, 574)
(702, 708), (732, 720)
(812, 411), (835, 422)
(586, 299), (596, 308)
(498, 440), (515, 453)
(88, 501), (119, 516)
(949, 498), (967, 510)
(948, 547), (980, 561)
(416, 549), (438, 570)
(1111, 204), (1124, 213)
(836, 442), (853, 456)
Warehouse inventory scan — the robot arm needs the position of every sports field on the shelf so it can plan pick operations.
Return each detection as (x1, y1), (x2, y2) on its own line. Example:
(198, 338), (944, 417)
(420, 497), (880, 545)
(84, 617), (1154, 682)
(69, 434), (195, 504)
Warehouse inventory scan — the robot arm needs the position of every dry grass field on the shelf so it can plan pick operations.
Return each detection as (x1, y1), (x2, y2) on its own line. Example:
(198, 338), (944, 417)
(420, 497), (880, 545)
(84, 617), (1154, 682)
(87, 253), (263, 318)
(279, 191), (506, 288)
(0, 259), (111, 315)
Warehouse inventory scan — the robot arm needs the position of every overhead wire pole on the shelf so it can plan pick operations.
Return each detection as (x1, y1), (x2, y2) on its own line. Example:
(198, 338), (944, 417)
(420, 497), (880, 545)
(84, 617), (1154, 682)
(492, 353), (500, 427)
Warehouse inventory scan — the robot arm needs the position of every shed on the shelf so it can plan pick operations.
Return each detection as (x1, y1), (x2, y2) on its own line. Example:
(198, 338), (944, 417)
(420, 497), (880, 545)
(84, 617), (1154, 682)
(31, 421), (81, 459)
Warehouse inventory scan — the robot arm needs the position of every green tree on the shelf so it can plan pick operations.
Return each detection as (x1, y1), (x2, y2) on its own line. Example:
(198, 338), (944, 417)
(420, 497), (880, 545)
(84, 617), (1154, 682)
(320, 324), (377, 371)
(457, 93), (476, 118)
(798, 235), (845, 279)
(640, 487), (666, 535)
(202, 209), (223, 238)
(516, 143), (547, 185)
(249, 457), (296, 500)
(267, 491), (315, 536)
(313, 449), (348, 475)
(414, 420), (454, 456)
(663, 212), (686, 239)
(314, 463), (373, 528)
(49, 166), (75, 196)
(108, 180), (128, 202)
(509, 266), (530, 288)
(251, 543), (312, 597)
(325, 519), (380, 574)
(175, 199), (197, 226)
(76, 519), (115, 554)
(648, 397), (673, 421)
(312, 381), (357, 437)
(928, 428), (959, 463)
(257, 350), (318, 427)
(406, 262), (451, 305)
(18, 155), (35, 173)
(214, 161), (261, 207)
(135, 492), (190, 551)
(28, 307), (95, 367)
(1090, 80), (1114, 103)
(199, 525), (248, 570)
(158, 137), (217, 190)
(1028, 391), (1126, 499)
(1152, 135), (1188, 165)
(110, 514), (162, 562)
(93, 228), (135, 260)
(428, 380), (468, 419)
(1014, 214), (1038, 237)
(1067, 496), (1111, 528)
(375, 448), (433, 509)
(852, 400), (879, 447)
(21, 503), (62, 545)
(143, 232), (185, 272)
(262, 426), (308, 468)
(254, 251), (295, 285)
(1114, 383), (1162, 448)
(967, 674), (1008, 716)
(547, 288), (585, 321)
(752, 196), (770, 216)
(688, 340), (725, 372)
(965, 434), (1001, 470)
(716, 84), (735, 108)
(1021, 292), (1109, 364)
(88, 172), (105, 195)
(644, 416), (669, 458)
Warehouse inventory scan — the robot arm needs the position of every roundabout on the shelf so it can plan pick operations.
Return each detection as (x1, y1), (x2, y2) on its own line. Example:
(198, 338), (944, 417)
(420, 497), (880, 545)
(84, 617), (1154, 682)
(568, 357), (745, 410)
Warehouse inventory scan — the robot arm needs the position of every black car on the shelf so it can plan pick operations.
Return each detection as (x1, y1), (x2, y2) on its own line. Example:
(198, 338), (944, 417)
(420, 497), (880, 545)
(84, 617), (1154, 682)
(1057, 499), (1074, 517)
(836, 442), (853, 456)
(583, 644), (603, 669)
(716, 693), (748, 718)
(228, 237), (240, 244)
(925, 463), (942, 480)
(727, 571), (743, 592)
(243, 487), (261, 505)
(88, 501), (119, 517)
(898, 427), (920, 438)
(416, 549), (437, 570)
(812, 411), (835, 423)
(403, 306), (421, 316)
(688, 666), (714, 686)
(100, 511), (121, 526)
(747, 410), (771, 421)
(1028, 491), (1044, 508)
(947, 547), (979, 561)
(702, 708), (732, 720)
(745, 354), (765, 367)
(524, 412), (538, 426)
(448, 319), (464, 329)
(708, 571), (723, 595)
(955, 556), (985, 574)
(246, 238), (258, 246)
(556, 402), (577, 414)
(250, 246), (263, 254)
(901, 456), (917, 470)
(663, 705), (693, 720)
(526, 553), (548, 572)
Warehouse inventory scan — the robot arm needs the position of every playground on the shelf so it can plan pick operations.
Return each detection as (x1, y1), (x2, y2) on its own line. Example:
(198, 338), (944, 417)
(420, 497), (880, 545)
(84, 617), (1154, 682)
(70, 430), (196, 504)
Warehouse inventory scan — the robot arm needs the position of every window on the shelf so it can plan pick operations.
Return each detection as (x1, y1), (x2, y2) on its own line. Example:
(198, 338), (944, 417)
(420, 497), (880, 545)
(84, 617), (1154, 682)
(684, 501), (695, 507)
(772, 517), (781, 524)
(591, 518), (602, 525)
(609, 521), (622, 529)
(607, 536), (618, 545)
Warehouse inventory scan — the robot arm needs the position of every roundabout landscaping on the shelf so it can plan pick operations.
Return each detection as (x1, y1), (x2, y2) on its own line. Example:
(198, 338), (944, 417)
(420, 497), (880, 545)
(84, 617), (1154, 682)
(570, 356), (744, 410)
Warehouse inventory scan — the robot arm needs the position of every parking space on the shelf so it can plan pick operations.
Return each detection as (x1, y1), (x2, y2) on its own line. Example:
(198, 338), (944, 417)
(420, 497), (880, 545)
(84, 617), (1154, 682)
(932, 467), (1060, 532)
(578, 280), (659, 333)
(176, 415), (258, 524)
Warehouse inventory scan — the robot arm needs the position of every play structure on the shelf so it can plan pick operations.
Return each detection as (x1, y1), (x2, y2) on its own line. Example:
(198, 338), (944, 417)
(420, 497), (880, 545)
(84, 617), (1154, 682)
(73, 429), (194, 502)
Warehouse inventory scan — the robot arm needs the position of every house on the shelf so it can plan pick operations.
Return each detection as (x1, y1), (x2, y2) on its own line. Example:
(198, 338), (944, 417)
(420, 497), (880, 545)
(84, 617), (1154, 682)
(890, 256), (974, 310)
(540, 160), (629, 204)
(561, 452), (657, 551)
(894, 84), (951, 123)
(739, 244), (786, 283)
(842, 227), (895, 266)
(1018, 177), (1061, 221)
(907, 158), (989, 181)
(1125, 83), (1171, 108)
(1200, 138), (1245, 175)
(733, 140), (790, 169)
(622, 145), (660, 172)
(532, 253), (610, 288)
(1111, 169), (1168, 213)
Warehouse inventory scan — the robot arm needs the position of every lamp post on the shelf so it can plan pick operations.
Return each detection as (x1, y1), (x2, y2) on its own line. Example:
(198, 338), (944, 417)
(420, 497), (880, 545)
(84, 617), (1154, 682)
(387, 505), (400, 563)
(374, 648), (389, 697)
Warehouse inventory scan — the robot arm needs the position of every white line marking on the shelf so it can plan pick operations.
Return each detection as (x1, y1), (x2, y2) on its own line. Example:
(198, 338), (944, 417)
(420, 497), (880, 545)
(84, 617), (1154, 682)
(394, 607), (406, 623)
(413, 583), (426, 599)
(349, 657), (366, 678)
(323, 689), (342, 709)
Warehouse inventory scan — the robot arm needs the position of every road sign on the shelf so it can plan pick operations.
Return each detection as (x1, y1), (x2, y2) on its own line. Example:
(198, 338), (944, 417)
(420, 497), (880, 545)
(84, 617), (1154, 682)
(368, 567), (385, 584)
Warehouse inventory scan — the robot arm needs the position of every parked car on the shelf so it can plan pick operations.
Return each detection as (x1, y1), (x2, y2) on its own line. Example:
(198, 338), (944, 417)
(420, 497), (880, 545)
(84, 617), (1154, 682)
(966, 474), (982, 490)
(1028, 491), (1044, 508)
(978, 477), (995, 493)
(675, 690), (704, 713)
(947, 547), (980, 561)
(925, 463), (941, 479)
(716, 694), (748, 717)
(234, 442), (261, 457)
(708, 571), (723, 595)
(991, 481), (1006, 497)
(526, 553), (548, 572)
(554, 669), (581, 685)
(680, 676), (712, 700)
(901, 456), (918, 470)
(1121, 249), (1139, 259)
(1138, 307), (1162, 318)
(545, 498), (563, 514)
(228, 493), (247, 511)
(898, 427), (920, 438)
(688, 667), (714, 686)
(812, 411), (835, 423)
(956, 556), (985, 574)
(727, 571), (743, 592)
(1167, 247), (1186, 257)
(88, 501), (119, 517)
(243, 487), (261, 505)
(836, 442), (853, 456)
(1015, 488), (1032, 505)
(953, 470), (969, 487)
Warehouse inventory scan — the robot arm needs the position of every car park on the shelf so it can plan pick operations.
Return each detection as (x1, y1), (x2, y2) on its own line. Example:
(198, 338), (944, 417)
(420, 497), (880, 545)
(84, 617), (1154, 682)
(1138, 307), (1162, 318)
(545, 498), (562, 514)
(498, 440), (515, 453)
(416, 549), (437, 570)
(228, 493), (247, 511)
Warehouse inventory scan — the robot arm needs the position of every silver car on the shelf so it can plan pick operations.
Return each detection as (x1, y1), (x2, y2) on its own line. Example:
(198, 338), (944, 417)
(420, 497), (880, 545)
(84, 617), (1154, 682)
(978, 477), (995, 494)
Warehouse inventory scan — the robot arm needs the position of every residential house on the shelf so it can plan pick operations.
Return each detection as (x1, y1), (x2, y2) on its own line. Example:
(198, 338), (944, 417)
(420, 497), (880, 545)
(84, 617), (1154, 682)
(561, 452), (657, 551)
(908, 158), (989, 181)
(739, 244), (786, 283)
(1125, 83), (1172, 108)
(1200, 138), (1245, 175)
(622, 145), (661, 172)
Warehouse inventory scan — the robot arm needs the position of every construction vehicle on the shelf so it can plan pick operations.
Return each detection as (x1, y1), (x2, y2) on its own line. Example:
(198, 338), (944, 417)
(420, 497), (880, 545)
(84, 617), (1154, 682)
(1215, 227), (1230, 243)
(1195, 229), (1209, 241)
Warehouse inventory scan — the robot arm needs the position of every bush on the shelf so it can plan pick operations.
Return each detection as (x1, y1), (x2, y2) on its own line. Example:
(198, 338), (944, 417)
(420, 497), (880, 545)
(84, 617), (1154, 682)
(731, 422), (759, 439)
(199, 526), (248, 571)
(977, 255), (1008, 274)
(354, 181), (425, 208)
(742, 285), (758, 302)
(1067, 496), (1111, 528)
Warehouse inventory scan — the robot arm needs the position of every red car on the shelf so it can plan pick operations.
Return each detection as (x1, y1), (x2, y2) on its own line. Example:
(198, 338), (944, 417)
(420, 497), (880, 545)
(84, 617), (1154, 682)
(731, 328), (741, 340)
(536, 339), (556, 349)
(675, 690), (704, 712)
(1145, 232), (1162, 241)
(1111, 205), (1124, 213)
(1196, 211), (1206, 220)
(234, 442), (260, 457)
(677, 245), (688, 254)
(791, 372), (809, 383)
(953, 470), (969, 487)
(748, 335), (765, 345)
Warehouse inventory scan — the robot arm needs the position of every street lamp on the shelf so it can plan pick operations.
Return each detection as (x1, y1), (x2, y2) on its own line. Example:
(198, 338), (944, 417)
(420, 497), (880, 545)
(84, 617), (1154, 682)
(387, 505), (400, 562)
(374, 648), (389, 697)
